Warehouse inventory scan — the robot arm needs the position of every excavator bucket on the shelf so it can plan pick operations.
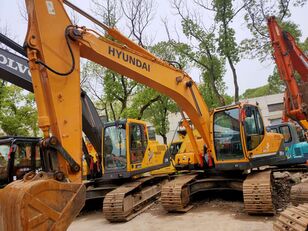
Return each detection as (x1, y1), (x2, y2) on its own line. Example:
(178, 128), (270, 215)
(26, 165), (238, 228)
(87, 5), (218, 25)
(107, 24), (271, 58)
(0, 173), (86, 231)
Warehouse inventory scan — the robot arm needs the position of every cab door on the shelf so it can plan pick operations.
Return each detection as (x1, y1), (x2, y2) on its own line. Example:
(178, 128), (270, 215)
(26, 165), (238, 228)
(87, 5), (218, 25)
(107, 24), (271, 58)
(103, 123), (127, 173)
(213, 107), (244, 161)
(242, 105), (283, 162)
(243, 106), (265, 152)
(129, 122), (148, 169)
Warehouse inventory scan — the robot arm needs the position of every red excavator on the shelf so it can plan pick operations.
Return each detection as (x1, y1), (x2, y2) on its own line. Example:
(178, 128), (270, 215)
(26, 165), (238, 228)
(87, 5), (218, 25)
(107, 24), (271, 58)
(267, 16), (308, 137)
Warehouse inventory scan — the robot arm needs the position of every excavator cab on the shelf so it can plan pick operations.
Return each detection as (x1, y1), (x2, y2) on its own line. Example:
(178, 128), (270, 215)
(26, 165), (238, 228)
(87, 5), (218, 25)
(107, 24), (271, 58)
(0, 136), (42, 188)
(102, 119), (170, 179)
(268, 122), (308, 165)
(212, 103), (285, 170)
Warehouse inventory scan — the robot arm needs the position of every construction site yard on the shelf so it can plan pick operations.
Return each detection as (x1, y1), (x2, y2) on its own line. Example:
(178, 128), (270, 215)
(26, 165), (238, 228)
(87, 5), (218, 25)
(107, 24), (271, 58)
(69, 170), (308, 231)
(69, 191), (274, 231)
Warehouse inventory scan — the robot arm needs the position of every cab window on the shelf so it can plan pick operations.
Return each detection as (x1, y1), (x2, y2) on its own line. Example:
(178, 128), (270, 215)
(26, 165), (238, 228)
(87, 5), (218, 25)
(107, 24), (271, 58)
(244, 106), (265, 151)
(279, 125), (292, 143)
(130, 123), (148, 164)
(270, 128), (278, 133)
(214, 108), (244, 160)
(14, 144), (33, 179)
(0, 144), (10, 182)
(104, 124), (127, 170)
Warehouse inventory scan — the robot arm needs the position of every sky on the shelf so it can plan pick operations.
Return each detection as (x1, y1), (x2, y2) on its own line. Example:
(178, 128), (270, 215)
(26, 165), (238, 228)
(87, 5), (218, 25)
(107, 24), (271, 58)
(0, 0), (307, 96)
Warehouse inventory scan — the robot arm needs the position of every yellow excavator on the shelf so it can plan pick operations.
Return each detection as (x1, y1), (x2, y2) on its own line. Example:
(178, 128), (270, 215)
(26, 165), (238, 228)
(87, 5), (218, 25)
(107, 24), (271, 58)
(0, 1), (286, 230)
(0, 30), (170, 223)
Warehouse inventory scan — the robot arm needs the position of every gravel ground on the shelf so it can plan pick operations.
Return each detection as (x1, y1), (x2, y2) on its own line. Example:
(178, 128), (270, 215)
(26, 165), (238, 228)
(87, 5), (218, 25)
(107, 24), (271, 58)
(69, 191), (275, 231)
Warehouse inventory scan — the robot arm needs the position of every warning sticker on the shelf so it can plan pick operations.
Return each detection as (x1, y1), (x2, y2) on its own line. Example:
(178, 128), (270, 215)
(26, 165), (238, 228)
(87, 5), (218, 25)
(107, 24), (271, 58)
(46, 1), (56, 15)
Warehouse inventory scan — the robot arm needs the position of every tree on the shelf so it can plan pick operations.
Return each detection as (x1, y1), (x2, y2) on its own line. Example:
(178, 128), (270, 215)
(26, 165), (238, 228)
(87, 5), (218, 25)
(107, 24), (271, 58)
(169, 0), (248, 106)
(241, 85), (271, 99)
(0, 84), (38, 136)
(213, 0), (242, 102)
(193, 0), (247, 102)
(167, 14), (227, 106)
(83, 0), (160, 121)
(242, 0), (307, 95)
(268, 68), (285, 94)
(242, 0), (306, 62)
(144, 96), (177, 144)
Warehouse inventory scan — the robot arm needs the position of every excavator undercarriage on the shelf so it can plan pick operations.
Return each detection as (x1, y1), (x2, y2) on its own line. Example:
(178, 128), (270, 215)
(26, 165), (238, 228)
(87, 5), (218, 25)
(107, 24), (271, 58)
(161, 170), (274, 214)
(103, 175), (169, 222)
(162, 166), (308, 216)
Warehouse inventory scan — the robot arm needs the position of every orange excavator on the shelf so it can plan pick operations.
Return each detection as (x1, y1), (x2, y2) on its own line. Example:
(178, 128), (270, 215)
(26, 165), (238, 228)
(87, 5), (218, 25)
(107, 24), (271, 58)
(267, 16), (308, 231)
(0, 1), (286, 230)
(267, 16), (308, 134)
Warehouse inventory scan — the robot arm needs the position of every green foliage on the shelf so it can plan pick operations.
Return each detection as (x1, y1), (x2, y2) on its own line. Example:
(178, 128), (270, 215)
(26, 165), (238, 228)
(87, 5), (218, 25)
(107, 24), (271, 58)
(174, 18), (227, 106)
(214, 0), (239, 64)
(241, 85), (271, 99)
(300, 38), (308, 52)
(268, 68), (285, 94)
(0, 85), (39, 136)
(143, 96), (177, 144)
(242, 0), (306, 62)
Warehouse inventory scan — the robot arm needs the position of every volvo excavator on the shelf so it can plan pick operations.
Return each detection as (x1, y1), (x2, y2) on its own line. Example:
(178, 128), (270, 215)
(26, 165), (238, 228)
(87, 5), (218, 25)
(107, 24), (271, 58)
(0, 1), (288, 230)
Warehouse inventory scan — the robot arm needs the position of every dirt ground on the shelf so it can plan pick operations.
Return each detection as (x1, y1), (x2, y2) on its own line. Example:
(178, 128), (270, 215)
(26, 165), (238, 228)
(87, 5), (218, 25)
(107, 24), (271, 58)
(68, 191), (275, 231)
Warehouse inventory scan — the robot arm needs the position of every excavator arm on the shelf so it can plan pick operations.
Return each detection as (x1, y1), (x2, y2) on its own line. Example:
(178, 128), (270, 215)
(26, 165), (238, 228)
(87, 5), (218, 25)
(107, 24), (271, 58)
(267, 16), (308, 131)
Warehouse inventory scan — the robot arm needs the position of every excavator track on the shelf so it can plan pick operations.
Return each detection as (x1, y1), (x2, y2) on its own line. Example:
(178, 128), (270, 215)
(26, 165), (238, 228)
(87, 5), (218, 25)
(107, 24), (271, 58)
(103, 176), (167, 222)
(243, 170), (275, 214)
(161, 174), (197, 212)
(273, 204), (308, 231)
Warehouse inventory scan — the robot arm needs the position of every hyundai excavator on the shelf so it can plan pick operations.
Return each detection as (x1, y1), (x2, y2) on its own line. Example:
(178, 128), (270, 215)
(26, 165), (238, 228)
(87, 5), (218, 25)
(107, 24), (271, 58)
(0, 1), (287, 230)
(0, 31), (170, 224)
(267, 17), (308, 134)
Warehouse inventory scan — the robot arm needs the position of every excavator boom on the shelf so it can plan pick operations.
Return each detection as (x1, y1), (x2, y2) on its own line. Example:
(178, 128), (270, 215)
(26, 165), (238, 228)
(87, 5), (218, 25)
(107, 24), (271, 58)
(267, 16), (308, 129)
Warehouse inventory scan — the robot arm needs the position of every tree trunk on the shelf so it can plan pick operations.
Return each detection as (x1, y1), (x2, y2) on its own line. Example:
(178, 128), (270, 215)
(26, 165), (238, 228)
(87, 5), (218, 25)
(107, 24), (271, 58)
(104, 103), (109, 122)
(137, 95), (161, 119)
(209, 69), (226, 106)
(227, 56), (239, 102)
(160, 133), (167, 145)
(109, 102), (116, 121)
